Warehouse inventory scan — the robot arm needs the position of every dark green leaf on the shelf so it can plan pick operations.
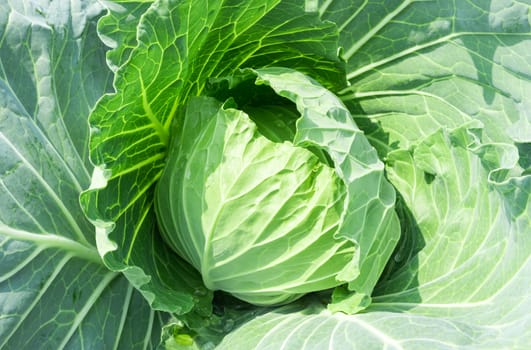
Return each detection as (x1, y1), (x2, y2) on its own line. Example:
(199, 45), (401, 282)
(0, 0), (168, 347)
(81, 0), (346, 314)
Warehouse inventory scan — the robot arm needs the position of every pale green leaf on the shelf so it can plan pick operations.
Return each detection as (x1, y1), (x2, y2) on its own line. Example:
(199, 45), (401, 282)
(322, 0), (531, 151)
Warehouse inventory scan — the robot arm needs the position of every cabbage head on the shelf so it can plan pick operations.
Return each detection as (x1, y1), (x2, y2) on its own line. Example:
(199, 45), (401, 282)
(155, 68), (398, 306)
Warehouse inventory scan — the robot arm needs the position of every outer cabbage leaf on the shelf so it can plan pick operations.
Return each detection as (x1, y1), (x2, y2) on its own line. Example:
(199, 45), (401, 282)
(0, 0), (167, 348)
(80, 0), (347, 313)
(321, 0), (531, 152)
(217, 123), (531, 349)
(376, 123), (530, 300)
(250, 68), (400, 298)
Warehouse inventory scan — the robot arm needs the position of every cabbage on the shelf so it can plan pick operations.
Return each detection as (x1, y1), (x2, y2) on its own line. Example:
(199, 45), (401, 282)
(155, 68), (398, 305)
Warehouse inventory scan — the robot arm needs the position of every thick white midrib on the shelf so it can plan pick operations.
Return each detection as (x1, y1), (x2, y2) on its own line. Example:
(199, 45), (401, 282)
(318, 0), (334, 16)
(255, 312), (303, 349)
(337, 1), (368, 32)
(327, 318), (340, 350)
(342, 0), (413, 60)
(0, 133), (90, 246)
(142, 308), (156, 350)
(344, 316), (404, 349)
(301, 316), (336, 349)
(344, 32), (459, 82)
(344, 31), (531, 83)
(371, 300), (491, 309)
(279, 315), (321, 350)
(0, 224), (100, 264)
(112, 283), (134, 350)
(57, 271), (120, 349)
(346, 89), (470, 121)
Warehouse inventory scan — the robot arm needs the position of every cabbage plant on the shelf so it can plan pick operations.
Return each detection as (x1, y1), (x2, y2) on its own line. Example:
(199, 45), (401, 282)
(0, 0), (529, 349)
(155, 67), (398, 306)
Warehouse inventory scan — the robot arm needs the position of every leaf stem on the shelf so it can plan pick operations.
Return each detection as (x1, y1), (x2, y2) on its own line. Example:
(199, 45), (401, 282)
(0, 224), (101, 264)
